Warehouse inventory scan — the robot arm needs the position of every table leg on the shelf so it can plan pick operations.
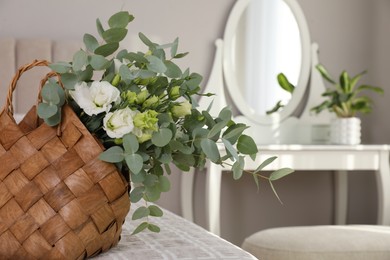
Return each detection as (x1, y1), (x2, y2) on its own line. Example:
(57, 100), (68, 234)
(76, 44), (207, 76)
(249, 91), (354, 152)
(206, 162), (223, 236)
(180, 168), (195, 222)
(376, 150), (390, 225)
(334, 170), (348, 225)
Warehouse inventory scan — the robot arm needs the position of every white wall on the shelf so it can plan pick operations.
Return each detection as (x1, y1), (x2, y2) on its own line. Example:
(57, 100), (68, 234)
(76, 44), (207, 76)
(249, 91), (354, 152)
(1, 0), (388, 246)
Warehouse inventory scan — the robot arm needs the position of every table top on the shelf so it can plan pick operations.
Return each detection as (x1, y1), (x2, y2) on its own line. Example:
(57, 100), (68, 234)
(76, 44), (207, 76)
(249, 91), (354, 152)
(95, 201), (257, 260)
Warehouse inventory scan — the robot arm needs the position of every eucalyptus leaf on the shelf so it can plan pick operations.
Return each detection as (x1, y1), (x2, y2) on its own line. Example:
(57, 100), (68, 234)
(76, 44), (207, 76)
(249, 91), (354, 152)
(125, 153), (144, 174)
(144, 185), (161, 202)
(164, 60), (182, 78)
(200, 138), (220, 163)
(222, 138), (239, 161)
(146, 55), (167, 73)
(49, 62), (71, 73)
(253, 156), (277, 174)
(170, 38), (179, 58)
(83, 33), (99, 52)
(139, 32), (155, 48)
(158, 176), (171, 192)
(94, 42), (119, 57)
(60, 73), (78, 90)
(96, 18), (105, 38)
(123, 133), (139, 154)
(99, 146), (125, 163)
(132, 206), (150, 220)
(41, 84), (60, 104)
(152, 128), (173, 147)
(173, 52), (189, 59)
(37, 103), (58, 118)
(44, 109), (61, 126)
(237, 135), (258, 155)
(108, 11), (134, 28)
(148, 205), (163, 217)
(89, 55), (110, 70)
(119, 65), (134, 81)
(130, 186), (145, 203)
(148, 223), (160, 233)
(232, 156), (245, 180)
(102, 28), (128, 43)
(72, 50), (87, 72)
(132, 222), (149, 235)
(269, 168), (294, 181)
(207, 121), (227, 139)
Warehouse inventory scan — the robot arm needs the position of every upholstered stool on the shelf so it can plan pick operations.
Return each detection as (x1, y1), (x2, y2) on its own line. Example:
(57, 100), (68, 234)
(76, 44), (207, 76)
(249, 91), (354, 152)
(242, 225), (390, 260)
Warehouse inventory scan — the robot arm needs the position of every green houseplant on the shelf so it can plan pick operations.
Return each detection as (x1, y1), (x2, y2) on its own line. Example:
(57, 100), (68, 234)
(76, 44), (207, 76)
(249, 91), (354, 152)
(311, 64), (383, 144)
(37, 11), (293, 235)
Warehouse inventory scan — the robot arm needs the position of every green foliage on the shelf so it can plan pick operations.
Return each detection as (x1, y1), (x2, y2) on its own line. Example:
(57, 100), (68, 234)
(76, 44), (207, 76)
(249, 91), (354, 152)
(311, 64), (384, 118)
(38, 11), (294, 235)
(266, 73), (296, 115)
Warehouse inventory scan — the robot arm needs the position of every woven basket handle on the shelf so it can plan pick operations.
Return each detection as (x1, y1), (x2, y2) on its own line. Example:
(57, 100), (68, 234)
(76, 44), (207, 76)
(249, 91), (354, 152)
(3, 59), (62, 115)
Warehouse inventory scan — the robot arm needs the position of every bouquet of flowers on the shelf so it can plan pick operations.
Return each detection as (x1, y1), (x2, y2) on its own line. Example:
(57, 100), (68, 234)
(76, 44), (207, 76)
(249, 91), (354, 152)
(37, 11), (293, 233)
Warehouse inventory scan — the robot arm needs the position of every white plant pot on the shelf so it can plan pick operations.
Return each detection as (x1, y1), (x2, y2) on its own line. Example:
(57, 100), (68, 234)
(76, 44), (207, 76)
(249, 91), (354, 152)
(330, 117), (361, 145)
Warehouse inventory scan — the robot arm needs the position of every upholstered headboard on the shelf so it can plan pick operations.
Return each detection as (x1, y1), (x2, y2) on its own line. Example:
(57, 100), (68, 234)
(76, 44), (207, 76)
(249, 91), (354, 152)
(0, 38), (81, 113)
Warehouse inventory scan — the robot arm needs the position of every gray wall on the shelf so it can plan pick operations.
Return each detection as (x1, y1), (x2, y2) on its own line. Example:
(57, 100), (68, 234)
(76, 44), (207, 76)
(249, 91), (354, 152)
(1, 0), (389, 246)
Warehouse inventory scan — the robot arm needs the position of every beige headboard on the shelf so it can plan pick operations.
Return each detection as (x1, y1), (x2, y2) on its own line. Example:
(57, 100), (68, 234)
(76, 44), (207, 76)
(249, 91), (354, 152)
(0, 38), (81, 114)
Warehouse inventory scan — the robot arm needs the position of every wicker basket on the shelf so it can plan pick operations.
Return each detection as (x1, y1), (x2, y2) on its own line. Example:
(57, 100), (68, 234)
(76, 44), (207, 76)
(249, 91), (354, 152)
(0, 60), (131, 259)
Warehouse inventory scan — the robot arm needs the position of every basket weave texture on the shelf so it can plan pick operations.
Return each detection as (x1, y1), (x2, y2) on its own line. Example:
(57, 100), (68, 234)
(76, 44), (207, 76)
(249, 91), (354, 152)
(0, 60), (131, 259)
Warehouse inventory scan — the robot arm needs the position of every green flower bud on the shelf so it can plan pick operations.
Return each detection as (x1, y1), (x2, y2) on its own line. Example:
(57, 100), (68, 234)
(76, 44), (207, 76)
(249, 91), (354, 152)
(121, 91), (137, 104)
(142, 95), (159, 109)
(111, 74), (121, 87)
(169, 86), (181, 100)
(136, 90), (149, 104)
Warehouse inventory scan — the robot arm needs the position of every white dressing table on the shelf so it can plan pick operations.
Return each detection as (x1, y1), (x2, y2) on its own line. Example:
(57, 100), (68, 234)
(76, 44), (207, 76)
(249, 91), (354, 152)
(181, 144), (390, 236)
(180, 0), (390, 237)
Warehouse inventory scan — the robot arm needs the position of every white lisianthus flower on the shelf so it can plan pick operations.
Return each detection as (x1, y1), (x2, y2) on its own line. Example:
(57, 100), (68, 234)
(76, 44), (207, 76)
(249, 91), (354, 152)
(103, 108), (138, 138)
(171, 100), (192, 118)
(70, 81), (120, 116)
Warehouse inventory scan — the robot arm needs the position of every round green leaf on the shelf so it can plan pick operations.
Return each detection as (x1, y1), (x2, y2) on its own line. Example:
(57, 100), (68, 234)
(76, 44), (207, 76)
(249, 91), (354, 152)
(89, 55), (110, 70)
(132, 206), (150, 220)
(232, 156), (245, 180)
(48, 62), (71, 73)
(152, 128), (173, 147)
(83, 33), (99, 52)
(132, 222), (148, 235)
(125, 153), (144, 174)
(60, 73), (78, 90)
(148, 205), (163, 217)
(147, 223), (160, 233)
(37, 103), (58, 118)
(72, 50), (88, 71)
(44, 109), (61, 126)
(123, 133), (139, 154)
(237, 134), (258, 155)
(99, 146), (125, 163)
(158, 176), (171, 192)
(130, 186), (145, 203)
(41, 84), (60, 104)
(108, 11), (134, 28)
(164, 60), (182, 78)
(94, 42), (119, 57)
(200, 138), (220, 163)
(269, 168), (294, 181)
(146, 55), (167, 73)
(102, 28), (128, 43)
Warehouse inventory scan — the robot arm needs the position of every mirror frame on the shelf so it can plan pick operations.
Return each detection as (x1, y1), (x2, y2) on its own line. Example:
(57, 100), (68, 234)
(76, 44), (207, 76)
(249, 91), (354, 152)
(223, 0), (311, 125)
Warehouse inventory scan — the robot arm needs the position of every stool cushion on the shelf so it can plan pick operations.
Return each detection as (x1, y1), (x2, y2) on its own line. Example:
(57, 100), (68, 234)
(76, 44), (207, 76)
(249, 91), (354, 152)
(242, 225), (390, 260)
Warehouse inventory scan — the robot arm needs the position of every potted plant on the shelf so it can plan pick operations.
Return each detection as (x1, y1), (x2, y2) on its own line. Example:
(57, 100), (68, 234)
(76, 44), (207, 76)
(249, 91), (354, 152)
(311, 64), (384, 144)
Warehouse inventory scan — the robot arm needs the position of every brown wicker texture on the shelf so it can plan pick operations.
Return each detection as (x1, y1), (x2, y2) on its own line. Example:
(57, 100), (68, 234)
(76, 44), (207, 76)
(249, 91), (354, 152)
(0, 60), (131, 259)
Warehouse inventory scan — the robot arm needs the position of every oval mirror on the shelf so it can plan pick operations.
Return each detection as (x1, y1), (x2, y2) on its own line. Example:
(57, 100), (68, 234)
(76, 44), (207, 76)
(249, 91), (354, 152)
(223, 0), (311, 125)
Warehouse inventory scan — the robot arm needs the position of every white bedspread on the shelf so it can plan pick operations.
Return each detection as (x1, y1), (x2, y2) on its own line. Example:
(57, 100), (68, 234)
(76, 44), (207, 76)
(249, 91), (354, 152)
(95, 201), (258, 260)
